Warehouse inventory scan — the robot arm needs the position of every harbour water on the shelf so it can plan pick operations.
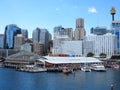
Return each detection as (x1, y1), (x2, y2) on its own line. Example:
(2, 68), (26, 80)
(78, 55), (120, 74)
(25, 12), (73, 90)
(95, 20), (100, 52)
(0, 68), (120, 90)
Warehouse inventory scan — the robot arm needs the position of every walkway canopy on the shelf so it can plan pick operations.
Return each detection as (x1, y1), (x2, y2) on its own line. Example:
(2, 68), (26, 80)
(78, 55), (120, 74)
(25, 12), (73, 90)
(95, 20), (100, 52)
(42, 56), (102, 64)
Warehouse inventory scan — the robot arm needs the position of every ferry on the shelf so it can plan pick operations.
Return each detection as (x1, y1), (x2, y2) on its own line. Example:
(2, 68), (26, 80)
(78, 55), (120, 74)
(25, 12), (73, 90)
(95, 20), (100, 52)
(91, 64), (106, 72)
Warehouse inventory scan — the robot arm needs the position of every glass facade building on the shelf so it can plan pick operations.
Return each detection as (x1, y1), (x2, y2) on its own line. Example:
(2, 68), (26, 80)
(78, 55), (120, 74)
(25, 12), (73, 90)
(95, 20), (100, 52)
(54, 26), (73, 40)
(111, 21), (120, 53)
(90, 27), (107, 35)
(4, 24), (21, 49)
(21, 29), (28, 39)
(0, 34), (4, 48)
(32, 28), (51, 54)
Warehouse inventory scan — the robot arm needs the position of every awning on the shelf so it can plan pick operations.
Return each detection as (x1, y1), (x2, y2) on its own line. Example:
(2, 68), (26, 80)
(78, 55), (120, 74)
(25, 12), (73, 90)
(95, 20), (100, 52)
(41, 56), (102, 64)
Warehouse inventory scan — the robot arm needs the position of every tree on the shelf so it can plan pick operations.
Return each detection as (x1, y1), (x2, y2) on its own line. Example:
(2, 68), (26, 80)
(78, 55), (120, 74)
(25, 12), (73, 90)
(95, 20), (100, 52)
(99, 53), (106, 58)
(87, 52), (94, 57)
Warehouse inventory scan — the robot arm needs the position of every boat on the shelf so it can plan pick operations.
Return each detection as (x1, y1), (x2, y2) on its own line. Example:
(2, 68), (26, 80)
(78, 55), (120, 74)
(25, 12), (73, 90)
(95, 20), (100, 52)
(91, 64), (106, 72)
(112, 64), (120, 69)
(17, 65), (47, 73)
(81, 66), (91, 72)
(62, 67), (72, 74)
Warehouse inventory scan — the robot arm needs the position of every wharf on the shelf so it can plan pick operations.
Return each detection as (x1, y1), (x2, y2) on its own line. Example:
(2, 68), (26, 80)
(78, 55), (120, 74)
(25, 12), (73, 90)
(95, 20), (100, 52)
(47, 67), (62, 72)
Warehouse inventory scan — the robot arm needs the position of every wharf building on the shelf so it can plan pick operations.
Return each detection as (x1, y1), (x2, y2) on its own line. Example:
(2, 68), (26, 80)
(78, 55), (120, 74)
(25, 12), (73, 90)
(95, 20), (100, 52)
(74, 18), (86, 40)
(32, 27), (51, 54)
(0, 34), (4, 49)
(85, 33), (116, 57)
(4, 24), (21, 49)
(4, 51), (43, 68)
(111, 20), (120, 54)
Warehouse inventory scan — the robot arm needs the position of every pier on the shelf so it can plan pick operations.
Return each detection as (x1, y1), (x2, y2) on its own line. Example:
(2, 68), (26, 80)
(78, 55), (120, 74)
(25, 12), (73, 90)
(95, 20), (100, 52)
(47, 67), (62, 72)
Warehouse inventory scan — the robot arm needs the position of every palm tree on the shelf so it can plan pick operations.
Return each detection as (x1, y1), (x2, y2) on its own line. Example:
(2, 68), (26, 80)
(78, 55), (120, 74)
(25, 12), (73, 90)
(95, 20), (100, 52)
(99, 53), (106, 58)
(86, 52), (94, 57)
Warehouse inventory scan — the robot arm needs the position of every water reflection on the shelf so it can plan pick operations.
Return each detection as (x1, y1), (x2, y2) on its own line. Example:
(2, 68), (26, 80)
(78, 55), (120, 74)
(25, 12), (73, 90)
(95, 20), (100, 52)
(0, 68), (120, 90)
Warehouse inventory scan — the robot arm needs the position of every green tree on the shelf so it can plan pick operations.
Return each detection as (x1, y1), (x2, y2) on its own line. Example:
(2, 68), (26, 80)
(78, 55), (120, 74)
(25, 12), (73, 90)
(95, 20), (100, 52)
(87, 52), (94, 57)
(99, 53), (106, 58)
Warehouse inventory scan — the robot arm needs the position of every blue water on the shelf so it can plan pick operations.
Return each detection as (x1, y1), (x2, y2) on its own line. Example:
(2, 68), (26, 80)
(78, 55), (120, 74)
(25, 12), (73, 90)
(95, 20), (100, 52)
(0, 68), (120, 90)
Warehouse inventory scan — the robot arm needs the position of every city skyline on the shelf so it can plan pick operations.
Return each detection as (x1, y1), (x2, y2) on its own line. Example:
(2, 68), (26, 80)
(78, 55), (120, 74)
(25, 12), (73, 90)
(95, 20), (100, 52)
(0, 0), (120, 38)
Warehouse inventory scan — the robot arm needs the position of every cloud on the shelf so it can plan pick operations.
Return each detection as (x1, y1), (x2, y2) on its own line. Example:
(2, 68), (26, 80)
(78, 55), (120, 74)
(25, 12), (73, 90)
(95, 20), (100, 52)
(88, 7), (97, 13)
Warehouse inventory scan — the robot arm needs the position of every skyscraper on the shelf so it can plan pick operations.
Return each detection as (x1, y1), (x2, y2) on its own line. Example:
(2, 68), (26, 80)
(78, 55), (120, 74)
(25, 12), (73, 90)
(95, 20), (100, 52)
(90, 27), (108, 35)
(14, 34), (25, 50)
(32, 27), (51, 54)
(21, 29), (28, 39)
(32, 27), (41, 43)
(111, 20), (120, 53)
(85, 33), (116, 56)
(4, 24), (21, 49)
(0, 34), (4, 48)
(54, 26), (73, 40)
(74, 18), (86, 40)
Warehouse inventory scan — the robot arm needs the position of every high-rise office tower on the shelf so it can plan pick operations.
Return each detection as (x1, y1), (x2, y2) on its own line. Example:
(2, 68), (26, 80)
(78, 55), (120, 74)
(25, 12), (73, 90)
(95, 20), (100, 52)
(4, 24), (21, 49)
(33, 42), (44, 55)
(21, 29), (28, 39)
(85, 33), (116, 56)
(32, 27), (51, 54)
(0, 34), (4, 48)
(32, 27), (41, 43)
(111, 20), (120, 53)
(54, 26), (73, 40)
(14, 34), (25, 50)
(74, 18), (86, 40)
(53, 26), (73, 55)
(90, 27), (108, 35)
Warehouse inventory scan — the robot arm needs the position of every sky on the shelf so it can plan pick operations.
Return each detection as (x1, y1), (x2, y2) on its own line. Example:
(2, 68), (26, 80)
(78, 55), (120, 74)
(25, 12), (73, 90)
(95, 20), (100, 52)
(0, 0), (120, 38)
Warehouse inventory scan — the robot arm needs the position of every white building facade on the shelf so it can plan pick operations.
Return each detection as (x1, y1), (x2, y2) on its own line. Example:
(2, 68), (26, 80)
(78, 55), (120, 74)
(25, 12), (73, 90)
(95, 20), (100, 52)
(82, 41), (93, 56)
(61, 41), (82, 56)
(85, 33), (117, 57)
(53, 35), (70, 55)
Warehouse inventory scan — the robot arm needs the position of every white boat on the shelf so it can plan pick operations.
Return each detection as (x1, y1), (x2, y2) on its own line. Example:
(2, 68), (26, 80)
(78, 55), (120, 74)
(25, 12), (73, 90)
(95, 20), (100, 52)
(62, 67), (72, 74)
(81, 66), (91, 72)
(112, 64), (120, 69)
(17, 65), (47, 73)
(91, 64), (106, 72)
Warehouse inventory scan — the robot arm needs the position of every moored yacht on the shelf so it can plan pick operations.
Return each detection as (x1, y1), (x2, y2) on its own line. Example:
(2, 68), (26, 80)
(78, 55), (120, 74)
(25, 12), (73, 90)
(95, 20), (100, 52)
(91, 64), (106, 72)
(17, 65), (47, 73)
(81, 66), (91, 72)
(62, 67), (72, 74)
